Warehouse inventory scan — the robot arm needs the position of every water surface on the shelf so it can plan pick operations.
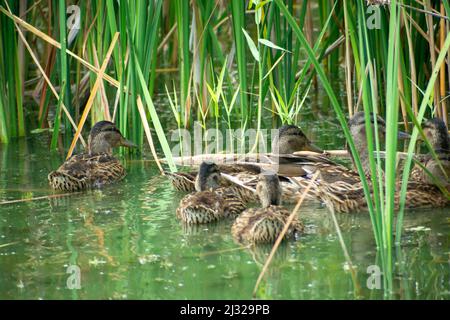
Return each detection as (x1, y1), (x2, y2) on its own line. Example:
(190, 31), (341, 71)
(0, 125), (448, 300)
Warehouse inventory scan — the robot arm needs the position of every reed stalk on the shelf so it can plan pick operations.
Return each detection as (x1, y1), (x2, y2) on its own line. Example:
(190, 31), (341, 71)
(58, 0), (71, 132)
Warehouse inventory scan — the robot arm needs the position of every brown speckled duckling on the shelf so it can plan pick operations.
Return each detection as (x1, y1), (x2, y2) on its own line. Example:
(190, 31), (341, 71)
(231, 173), (303, 244)
(176, 162), (247, 224)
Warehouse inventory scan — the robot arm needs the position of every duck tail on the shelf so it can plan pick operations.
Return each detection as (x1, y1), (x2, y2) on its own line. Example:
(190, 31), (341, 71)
(48, 171), (87, 192)
(164, 171), (196, 192)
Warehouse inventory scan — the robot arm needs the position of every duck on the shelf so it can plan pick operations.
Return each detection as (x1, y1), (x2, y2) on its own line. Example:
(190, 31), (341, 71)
(48, 121), (136, 191)
(313, 113), (449, 213)
(231, 173), (303, 244)
(410, 118), (449, 189)
(273, 112), (393, 209)
(176, 161), (247, 224)
(298, 112), (410, 182)
(166, 124), (323, 193)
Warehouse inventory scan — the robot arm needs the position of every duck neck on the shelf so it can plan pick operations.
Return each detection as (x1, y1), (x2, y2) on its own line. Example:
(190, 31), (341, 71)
(88, 136), (112, 155)
(434, 134), (449, 154)
(347, 132), (372, 175)
(194, 174), (218, 192)
(259, 189), (281, 208)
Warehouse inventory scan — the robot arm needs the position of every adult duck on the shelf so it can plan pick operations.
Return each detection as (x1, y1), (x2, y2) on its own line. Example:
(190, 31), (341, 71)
(48, 121), (136, 191)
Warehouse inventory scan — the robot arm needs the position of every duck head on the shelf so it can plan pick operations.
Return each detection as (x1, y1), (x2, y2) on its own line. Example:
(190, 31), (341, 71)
(256, 173), (282, 208)
(348, 112), (409, 171)
(420, 118), (449, 152)
(195, 161), (221, 191)
(88, 121), (137, 155)
(272, 124), (322, 154)
(419, 118), (450, 186)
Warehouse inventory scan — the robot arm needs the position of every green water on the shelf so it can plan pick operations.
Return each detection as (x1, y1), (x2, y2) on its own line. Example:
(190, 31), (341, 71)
(0, 122), (449, 300)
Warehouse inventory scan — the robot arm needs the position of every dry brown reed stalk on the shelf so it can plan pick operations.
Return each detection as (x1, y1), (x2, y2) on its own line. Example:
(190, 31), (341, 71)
(0, 7), (121, 89)
(3, 1), (87, 147)
(447, 20), (450, 126)
(403, 10), (419, 116)
(252, 171), (320, 298)
(0, 192), (82, 205)
(399, 2), (450, 22)
(66, 32), (120, 159)
(20, 0), (41, 18)
(424, 0), (440, 117)
(366, 0), (391, 5)
(0, 241), (20, 249)
(439, 3), (448, 125)
(157, 23), (177, 53)
(137, 95), (165, 174)
(398, 63), (409, 130)
(404, 11), (444, 57)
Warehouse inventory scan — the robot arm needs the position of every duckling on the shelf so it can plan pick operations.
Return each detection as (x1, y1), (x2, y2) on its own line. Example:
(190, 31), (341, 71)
(166, 163), (262, 195)
(166, 124), (322, 192)
(176, 162), (247, 224)
(231, 173), (303, 244)
(411, 118), (449, 188)
(48, 121), (136, 191)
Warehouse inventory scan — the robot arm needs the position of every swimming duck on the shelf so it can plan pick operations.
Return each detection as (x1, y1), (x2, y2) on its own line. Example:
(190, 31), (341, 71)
(48, 121), (136, 191)
(231, 173), (303, 244)
(410, 118), (449, 188)
(176, 161), (247, 224)
(300, 112), (409, 182)
(166, 124), (322, 192)
(314, 114), (449, 213)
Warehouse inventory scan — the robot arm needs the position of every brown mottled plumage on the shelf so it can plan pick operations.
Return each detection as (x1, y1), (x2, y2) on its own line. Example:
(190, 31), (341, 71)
(319, 179), (449, 214)
(166, 124), (322, 193)
(48, 121), (136, 191)
(315, 115), (449, 213)
(410, 118), (450, 189)
(232, 174), (303, 244)
(176, 162), (247, 224)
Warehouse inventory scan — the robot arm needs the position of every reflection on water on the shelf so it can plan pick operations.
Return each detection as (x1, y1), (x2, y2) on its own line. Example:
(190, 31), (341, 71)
(0, 129), (449, 300)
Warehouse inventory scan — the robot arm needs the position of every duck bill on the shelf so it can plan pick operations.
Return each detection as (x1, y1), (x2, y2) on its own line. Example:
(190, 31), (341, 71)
(120, 137), (137, 148)
(304, 143), (323, 153)
(397, 130), (410, 140)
